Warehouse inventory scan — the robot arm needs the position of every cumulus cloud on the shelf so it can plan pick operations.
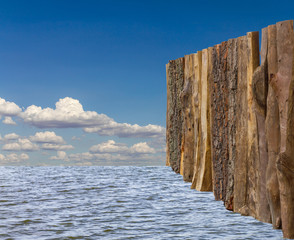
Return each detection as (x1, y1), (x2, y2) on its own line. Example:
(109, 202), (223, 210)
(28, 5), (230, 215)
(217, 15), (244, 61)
(1, 96), (165, 140)
(2, 138), (39, 151)
(20, 97), (165, 139)
(0, 131), (73, 156)
(0, 153), (29, 163)
(4, 133), (20, 140)
(66, 139), (165, 165)
(3, 116), (17, 125)
(84, 123), (165, 138)
(89, 140), (128, 154)
(130, 142), (156, 154)
(21, 97), (109, 128)
(30, 131), (65, 144)
(19, 153), (29, 160)
(50, 151), (68, 160)
(0, 98), (22, 116)
(89, 140), (156, 155)
(68, 139), (158, 164)
(41, 143), (74, 151)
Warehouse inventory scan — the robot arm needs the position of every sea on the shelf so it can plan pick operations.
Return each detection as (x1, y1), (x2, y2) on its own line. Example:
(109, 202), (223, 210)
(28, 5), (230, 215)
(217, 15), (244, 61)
(0, 166), (283, 240)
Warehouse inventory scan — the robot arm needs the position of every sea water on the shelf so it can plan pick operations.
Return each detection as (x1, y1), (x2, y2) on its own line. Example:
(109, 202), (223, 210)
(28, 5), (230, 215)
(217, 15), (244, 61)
(0, 166), (283, 240)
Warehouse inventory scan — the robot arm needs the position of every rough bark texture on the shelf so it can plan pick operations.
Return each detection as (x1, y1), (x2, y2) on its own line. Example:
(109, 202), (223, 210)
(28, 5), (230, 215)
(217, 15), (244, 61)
(210, 43), (229, 202)
(225, 39), (238, 210)
(166, 58), (184, 173)
(166, 20), (294, 239)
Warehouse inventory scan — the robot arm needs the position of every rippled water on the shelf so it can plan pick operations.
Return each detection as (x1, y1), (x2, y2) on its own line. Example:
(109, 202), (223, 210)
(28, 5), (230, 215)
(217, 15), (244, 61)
(0, 166), (283, 239)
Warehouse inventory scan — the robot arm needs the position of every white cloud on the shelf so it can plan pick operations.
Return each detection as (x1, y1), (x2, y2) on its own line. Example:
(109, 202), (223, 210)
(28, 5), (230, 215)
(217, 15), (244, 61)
(20, 153), (29, 160)
(41, 143), (74, 151)
(0, 98), (22, 116)
(2, 139), (38, 151)
(0, 153), (29, 163)
(130, 142), (156, 154)
(21, 97), (109, 128)
(89, 140), (156, 155)
(50, 151), (68, 160)
(84, 123), (165, 138)
(3, 116), (17, 125)
(20, 97), (165, 139)
(89, 140), (128, 154)
(66, 140), (165, 165)
(30, 131), (65, 144)
(4, 133), (20, 140)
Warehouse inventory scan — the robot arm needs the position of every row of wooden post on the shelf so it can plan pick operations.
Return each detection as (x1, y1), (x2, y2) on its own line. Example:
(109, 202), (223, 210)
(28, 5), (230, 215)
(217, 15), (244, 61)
(166, 20), (294, 238)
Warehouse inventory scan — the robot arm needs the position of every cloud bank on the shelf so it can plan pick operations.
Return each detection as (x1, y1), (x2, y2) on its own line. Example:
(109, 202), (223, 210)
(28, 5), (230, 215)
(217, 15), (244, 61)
(0, 153), (29, 163)
(1, 131), (73, 152)
(89, 140), (156, 154)
(0, 97), (166, 166)
(30, 131), (65, 144)
(0, 96), (165, 139)
(68, 140), (159, 163)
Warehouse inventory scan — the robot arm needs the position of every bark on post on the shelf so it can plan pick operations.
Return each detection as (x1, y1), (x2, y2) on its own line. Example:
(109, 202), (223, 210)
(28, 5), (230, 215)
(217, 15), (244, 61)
(210, 42), (229, 201)
(166, 20), (294, 239)
(166, 58), (185, 173)
(225, 38), (238, 210)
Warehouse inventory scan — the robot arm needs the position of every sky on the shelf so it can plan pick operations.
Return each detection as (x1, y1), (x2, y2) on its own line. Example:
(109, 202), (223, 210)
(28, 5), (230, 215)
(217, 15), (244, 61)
(0, 0), (293, 166)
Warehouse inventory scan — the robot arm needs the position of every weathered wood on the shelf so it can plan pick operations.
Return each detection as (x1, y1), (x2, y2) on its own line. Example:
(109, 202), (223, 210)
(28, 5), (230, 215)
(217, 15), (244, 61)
(234, 35), (249, 215)
(180, 54), (197, 181)
(166, 58), (185, 173)
(194, 49), (212, 191)
(166, 20), (294, 239)
(191, 51), (202, 189)
(210, 42), (229, 201)
(246, 31), (260, 219)
(225, 38), (238, 210)
(252, 27), (271, 223)
(274, 20), (294, 239)
(265, 23), (281, 229)
(166, 63), (171, 167)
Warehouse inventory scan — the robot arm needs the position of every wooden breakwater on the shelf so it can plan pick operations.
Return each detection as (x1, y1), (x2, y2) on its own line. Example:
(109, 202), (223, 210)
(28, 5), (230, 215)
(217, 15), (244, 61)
(166, 20), (294, 239)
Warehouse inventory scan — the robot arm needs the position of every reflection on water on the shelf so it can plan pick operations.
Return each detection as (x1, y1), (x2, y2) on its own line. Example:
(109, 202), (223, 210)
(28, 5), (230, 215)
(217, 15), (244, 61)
(0, 166), (283, 239)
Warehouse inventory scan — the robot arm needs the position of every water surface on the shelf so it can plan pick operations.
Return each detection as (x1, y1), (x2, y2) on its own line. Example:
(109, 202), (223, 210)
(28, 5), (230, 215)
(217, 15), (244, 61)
(0, 166), (283, 239)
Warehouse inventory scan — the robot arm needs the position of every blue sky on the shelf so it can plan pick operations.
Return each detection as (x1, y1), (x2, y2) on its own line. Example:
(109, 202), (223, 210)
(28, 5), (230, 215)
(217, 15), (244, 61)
(0, 0), (293, 166)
